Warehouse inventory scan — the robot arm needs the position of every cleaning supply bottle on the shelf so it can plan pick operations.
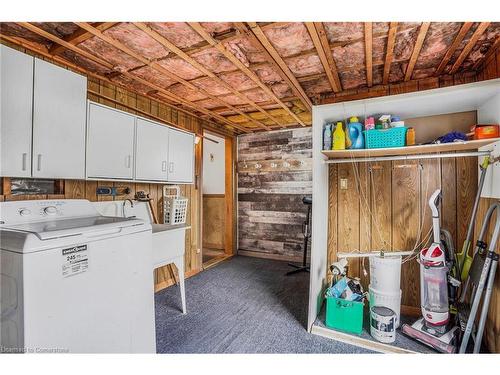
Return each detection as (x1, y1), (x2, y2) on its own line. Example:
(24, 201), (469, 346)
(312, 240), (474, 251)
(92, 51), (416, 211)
(332, 122), (346, 150)
(347, 117), (365, 149)
(406, 127), (415, 146)
(323, 123), (332, 150)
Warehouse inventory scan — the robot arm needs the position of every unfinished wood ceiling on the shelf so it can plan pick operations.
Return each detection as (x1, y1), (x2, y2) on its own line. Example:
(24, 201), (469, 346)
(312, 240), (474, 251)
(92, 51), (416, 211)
(1, 22), (499, 133)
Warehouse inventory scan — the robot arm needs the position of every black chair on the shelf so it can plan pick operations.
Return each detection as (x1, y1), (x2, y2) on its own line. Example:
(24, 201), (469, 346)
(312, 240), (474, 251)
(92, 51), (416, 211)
(286, 196), (311, 275)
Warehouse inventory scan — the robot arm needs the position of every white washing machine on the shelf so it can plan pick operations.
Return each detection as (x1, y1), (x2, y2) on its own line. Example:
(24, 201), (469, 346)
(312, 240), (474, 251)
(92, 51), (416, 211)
(0, 199), (156, 353)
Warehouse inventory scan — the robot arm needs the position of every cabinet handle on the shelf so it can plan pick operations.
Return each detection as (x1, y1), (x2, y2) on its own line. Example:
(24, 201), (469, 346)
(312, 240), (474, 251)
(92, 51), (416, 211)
(37, 154), (42, 171)
(168, 162), (174, 173)
(126, 155), (131, 168)
(162, 161), (167, 172)
(22, 153), (27, 171)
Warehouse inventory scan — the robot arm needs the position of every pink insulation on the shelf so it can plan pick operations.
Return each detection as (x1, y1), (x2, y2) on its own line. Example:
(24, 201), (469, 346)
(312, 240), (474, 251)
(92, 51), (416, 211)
(224, 36), (267, 64)
(332, 41), (365, 71)
(372, 36), (387, 65)
(254, 64), (282, 83)
(61, 49), (112, 75)
(270, 82), (293, 98)
(462, 23), (500, 69)
(263, 23), (314, 57)
(5, 21), (500, 129)
(200, 22), (234, 35)
(415, 23), (462, 70)
(1, 22), (52, 48)
(285, 54), (324, 77)
(392, 23), (420, 61)
(191, 47), (236, 73)
(79, 37), (143, 72)
(33, 22), (80, 39)
(373, 22), (390, 35)
(339, 69), (367, 90)
(219, 70), (259, 91)
(192, 76), (232, 96)
(104, 23), (169, 60)
(324, 22), (364, 44)
(111, 74), (154, 96)
(130, 65), (177, 88)
(146, 22), (204, 49)
(301, 76), (332, 98)
(157, 56), (204, 80)
(167, 83), (208, 102)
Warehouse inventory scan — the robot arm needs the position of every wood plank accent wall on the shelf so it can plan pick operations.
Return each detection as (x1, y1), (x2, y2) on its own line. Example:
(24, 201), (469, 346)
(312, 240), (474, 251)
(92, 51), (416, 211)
(0, 42), (236, 292)
(475, 43), (500, 353)
(237, 127), (312, 262)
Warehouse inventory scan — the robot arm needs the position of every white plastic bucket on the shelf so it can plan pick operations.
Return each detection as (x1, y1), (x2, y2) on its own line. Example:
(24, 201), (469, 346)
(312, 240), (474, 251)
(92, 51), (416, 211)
(369, 285), (402, 328)
(369, 255), (402, 293)
(370, 306), (397, 343)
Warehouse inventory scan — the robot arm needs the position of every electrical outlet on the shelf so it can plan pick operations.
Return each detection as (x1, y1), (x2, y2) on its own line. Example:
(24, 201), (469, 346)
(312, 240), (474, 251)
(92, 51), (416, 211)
(340, 178), (348, 190)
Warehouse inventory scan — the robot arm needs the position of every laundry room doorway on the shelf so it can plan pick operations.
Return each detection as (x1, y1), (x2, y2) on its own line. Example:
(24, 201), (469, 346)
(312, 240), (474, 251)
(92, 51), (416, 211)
(201, 130), (235, 268)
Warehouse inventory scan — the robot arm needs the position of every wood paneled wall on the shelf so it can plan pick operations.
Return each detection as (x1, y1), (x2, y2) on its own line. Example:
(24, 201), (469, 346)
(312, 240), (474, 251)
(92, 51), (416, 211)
(203, 195), (226, 250)
(237, 127), (312, 262)
(475, 43), (500, 353)
(0, 42), (237, 292)
(326, 112), (480, 311)
(327, 156), (478, 309)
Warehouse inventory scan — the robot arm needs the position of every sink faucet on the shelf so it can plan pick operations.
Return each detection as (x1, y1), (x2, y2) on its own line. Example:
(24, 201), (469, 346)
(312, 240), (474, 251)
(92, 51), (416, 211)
(122, 199), (134, 218)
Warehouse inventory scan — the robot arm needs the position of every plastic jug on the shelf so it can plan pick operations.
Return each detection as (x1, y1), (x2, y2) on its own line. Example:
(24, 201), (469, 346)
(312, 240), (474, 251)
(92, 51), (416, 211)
(332, 122), (346, 150)
(347, 117), (364, 149)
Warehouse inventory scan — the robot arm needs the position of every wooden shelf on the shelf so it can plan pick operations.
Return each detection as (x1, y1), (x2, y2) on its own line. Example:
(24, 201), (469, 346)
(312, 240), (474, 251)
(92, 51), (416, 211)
(321, 138), (500, 159)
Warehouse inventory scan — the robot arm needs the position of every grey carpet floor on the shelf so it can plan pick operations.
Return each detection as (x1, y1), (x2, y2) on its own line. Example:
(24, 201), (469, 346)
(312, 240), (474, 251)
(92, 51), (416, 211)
(155, 255), (374, 353)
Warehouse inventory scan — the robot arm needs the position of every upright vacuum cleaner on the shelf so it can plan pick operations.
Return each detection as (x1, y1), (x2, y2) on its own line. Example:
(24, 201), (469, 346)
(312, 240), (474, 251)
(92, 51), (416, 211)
(402, 189), (459, 353)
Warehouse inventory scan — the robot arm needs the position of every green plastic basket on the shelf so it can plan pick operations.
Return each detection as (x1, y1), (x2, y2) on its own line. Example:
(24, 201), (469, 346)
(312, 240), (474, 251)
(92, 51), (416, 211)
(364, 127), (407, 149)
(325, 295), (364, 335)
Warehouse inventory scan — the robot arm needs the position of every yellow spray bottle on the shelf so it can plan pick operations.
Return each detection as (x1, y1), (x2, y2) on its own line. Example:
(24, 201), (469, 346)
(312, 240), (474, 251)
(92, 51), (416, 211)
(332, 121), (346, 150)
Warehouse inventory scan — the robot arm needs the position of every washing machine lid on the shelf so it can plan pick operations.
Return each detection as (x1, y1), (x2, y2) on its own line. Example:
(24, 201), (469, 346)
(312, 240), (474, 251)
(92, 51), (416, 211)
(1, 215), (145, 241)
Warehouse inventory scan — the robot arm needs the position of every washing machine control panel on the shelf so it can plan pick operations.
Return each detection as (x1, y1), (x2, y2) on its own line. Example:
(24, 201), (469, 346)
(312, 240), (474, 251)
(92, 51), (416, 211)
(0, 200), (100, 225)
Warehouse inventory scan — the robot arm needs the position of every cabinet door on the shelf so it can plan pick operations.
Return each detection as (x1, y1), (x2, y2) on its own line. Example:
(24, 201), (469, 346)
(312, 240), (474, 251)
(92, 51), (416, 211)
(32, 58), (87, 179)
(135, 119), (169, 181)
(87, 103), (136, 180)
(167, 128), (195, 183)
(0, 45), (33, 177)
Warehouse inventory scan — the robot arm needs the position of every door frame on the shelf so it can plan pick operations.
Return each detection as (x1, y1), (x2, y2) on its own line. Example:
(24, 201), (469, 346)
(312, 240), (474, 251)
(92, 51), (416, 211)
(199, 128), (236, 261)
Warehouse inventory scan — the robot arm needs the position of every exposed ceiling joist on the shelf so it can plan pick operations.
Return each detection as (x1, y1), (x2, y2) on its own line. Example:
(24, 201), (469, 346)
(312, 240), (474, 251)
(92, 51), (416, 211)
(450, 22), (491, 75)
(305, 22), (342, 92)
(49, 22), (118, 55)
(404, 22), (430, 81)
(243, 22), (312, 111)
(132, 22), (280, 129)
(435, 22), (474, 76)
(188, 22), (307, 127)
(19, 22), (247, 133)
(364, 22), (373, 87)
(17, 22), (114, 69)
(383, 22), (398, 85)
(473, 35), (500, 70)
(1, 31), (239, 136)
(74, 22), (258, 132)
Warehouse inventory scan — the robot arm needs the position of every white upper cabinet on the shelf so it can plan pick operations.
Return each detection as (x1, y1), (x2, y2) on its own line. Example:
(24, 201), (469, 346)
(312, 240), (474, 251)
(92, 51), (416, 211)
(0, 45), (34, 177)
(87, 103), (136, 180)
(32, 58), (87, 179)
(167, 128), (195, 183)
(135, 118), (169, 182)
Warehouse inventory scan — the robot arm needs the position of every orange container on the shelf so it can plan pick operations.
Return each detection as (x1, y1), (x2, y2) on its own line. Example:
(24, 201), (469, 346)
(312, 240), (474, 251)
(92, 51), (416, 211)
(472, 124), (499, 140)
